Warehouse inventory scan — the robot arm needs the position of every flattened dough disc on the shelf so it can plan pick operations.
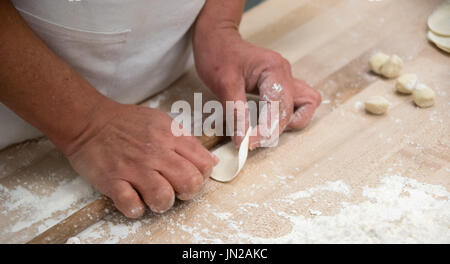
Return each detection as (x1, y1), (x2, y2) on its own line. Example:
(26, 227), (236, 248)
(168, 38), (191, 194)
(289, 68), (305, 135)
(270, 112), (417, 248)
(210, 128), (252, 182)
(437, 43), (450, 53)
(428, 2), (450, 36)
(428, 30), (450, 48)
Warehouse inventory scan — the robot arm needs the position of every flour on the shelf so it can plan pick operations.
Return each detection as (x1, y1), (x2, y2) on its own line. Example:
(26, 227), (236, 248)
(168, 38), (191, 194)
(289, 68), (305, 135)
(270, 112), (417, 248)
(272, 83), (283, 93)
(309, 209), (322, 216)
(212, 212), (233, 221)
(0, 177), (97, 235)
(353, 101), (364, 111)
(15, 170), (446, 244)
(239, 175), (450, 243)
(103, 221), (142, 244)
(284, 180), (351, 201)
(66, 236), (81, 244)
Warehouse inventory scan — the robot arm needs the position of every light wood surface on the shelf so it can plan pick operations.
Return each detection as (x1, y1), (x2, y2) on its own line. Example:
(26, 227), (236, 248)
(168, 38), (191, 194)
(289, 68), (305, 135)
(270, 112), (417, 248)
(0, 0), (448, 243)
(25, 133), (225, 244)
(27, 196), (114, 244)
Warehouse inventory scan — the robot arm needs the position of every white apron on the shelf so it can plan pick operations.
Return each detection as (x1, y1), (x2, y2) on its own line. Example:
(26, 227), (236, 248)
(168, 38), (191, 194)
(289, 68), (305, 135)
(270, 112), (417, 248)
(0, 0), (205, 150)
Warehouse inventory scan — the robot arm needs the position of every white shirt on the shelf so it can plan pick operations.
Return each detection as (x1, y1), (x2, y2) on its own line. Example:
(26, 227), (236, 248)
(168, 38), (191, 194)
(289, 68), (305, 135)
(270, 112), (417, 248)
(0, 0), (205, 149)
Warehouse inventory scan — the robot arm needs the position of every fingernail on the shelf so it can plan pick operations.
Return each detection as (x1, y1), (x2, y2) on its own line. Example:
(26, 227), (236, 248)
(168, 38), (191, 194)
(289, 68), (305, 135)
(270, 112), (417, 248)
(152, 207), (169, 214)
(129, 206), (145, 218)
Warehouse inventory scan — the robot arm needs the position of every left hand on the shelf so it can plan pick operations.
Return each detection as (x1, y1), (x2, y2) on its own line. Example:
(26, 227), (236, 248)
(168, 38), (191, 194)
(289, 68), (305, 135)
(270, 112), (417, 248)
(193, 28), (322, 149)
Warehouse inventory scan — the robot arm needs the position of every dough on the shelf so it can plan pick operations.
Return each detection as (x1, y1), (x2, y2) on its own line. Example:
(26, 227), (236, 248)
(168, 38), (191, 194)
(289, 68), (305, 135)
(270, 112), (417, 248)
(369, 52), (389, 74)
(413, 84), (435, 108)
(427, 30), (450, 53)
(210, 127), (252, 182)
(428, 3), (450, 36)
(365, 96), (389, 115)
(395, 73), (417, 94)
(436, 43), (450, 53)
(427, 30), (450, 48)
(380, 55), (403, 79)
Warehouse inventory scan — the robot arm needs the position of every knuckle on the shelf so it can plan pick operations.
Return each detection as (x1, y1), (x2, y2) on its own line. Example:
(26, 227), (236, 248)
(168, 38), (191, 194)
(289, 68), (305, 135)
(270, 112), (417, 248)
(267, 52), (288, 68)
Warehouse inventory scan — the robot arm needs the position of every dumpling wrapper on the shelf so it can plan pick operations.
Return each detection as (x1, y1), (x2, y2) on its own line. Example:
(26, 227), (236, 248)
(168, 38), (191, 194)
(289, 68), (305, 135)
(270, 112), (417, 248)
(427, 3), (450, 36)
(427, 30), (450, 51)
(210, 127), (252, 182)
(436, 43), (450, 53)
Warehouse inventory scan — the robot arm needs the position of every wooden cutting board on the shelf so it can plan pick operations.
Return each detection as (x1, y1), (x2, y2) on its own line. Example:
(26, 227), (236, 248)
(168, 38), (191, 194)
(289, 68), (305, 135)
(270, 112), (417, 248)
(0, 0), (448, 243)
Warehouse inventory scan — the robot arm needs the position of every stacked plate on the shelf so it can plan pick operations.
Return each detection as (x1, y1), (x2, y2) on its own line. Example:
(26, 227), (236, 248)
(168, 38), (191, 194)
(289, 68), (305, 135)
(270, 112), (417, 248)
(427, 2), (450, 53)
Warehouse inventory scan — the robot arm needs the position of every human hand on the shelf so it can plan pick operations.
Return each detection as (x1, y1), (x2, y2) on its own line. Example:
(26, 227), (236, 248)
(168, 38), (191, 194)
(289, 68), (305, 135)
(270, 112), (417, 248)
(64, 102), (218, 218)
(194, 30), (321, 149)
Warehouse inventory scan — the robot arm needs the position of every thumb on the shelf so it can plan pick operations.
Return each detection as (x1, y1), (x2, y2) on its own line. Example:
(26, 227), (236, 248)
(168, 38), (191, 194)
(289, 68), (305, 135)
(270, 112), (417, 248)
(287, 102), (316, 130)
(287, 80), (321, 130)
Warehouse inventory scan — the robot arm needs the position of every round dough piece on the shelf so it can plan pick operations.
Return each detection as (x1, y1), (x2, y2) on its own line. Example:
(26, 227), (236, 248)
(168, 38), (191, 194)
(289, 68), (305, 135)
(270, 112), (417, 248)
(380, 55), (403, 79)
(395, 73), (417, 94)
(369, 52), (389, 74)
(365, 96), (389, 115)
(428, 3), (450, 36)
(413, 84), (435, 108)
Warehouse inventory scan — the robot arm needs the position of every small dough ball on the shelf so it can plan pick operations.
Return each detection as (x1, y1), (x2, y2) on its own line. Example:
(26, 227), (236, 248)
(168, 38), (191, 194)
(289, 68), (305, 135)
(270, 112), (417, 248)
(365, 96), (389, 115)
(380, 55), (403, 78)
(413, 84), (435, 108)
(395, 73), (417, 94)
(369, 52), (389, 74)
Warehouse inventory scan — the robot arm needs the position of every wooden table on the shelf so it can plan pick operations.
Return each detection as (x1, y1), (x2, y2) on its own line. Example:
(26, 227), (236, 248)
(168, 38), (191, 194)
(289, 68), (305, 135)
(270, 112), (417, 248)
(0, 0), (449, 243)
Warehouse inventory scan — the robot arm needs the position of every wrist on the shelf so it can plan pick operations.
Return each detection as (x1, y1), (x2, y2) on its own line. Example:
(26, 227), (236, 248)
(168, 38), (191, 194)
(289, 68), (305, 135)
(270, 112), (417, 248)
(49, 94), (122, 156)
(193, 15), (242, 49)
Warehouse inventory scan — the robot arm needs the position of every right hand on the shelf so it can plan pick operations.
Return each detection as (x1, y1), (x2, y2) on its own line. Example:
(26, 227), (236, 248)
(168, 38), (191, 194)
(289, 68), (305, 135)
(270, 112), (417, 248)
(64, 102), (218, 218)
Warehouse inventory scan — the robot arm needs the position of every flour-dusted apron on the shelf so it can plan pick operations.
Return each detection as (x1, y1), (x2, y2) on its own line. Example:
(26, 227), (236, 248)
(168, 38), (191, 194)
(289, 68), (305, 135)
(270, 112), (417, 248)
(0, 0), (205, 150)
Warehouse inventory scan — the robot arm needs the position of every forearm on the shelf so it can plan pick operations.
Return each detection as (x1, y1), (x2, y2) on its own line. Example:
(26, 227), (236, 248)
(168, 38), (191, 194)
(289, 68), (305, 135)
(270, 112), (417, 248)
(194, 0), (245, 41)
(0, 0), (115, 154)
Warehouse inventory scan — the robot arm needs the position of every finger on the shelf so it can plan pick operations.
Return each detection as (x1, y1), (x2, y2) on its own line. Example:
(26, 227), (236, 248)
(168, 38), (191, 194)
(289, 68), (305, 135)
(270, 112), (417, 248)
(294, 79), (313, 90)
(105, 180), (146, 218)
(288, 80), (321, 130)
(293, 79), (322, 107)
(217, 75), (250, 148)
(249, 78), (294, 149)
(249, 101), (280, 150)
(131, 171), (175, 214)
(287, 103), (317, 130)
(154, 151), (205, 201)
(175, 135), (218, 179)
